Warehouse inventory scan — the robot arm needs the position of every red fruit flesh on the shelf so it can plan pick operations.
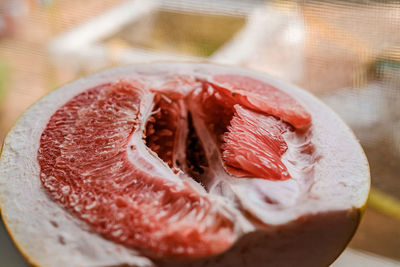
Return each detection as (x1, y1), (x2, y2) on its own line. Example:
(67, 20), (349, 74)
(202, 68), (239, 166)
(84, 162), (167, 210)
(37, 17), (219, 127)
(145, 93), (183, 169)
(222, 105), (291, 180)
(190, 80), (295, 180)
(38, 81), (234, 258)
(212, 74), (311, 130)
(37, 74), (313, 259)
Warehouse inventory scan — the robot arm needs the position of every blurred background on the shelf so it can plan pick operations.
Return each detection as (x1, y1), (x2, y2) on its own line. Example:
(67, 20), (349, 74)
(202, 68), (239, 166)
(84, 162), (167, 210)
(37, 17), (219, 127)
(0, 0), (399, 266)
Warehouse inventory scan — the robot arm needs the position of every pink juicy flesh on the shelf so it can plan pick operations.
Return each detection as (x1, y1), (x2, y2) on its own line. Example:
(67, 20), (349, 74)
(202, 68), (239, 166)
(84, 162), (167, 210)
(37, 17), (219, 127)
(145, 93), (182, 168)
(222, 105), (291, 180)
(212, 74), (311, 130)
(193, 80), (294, 180)
(38, 81), (234, 259)
(37, 74), (312, 258)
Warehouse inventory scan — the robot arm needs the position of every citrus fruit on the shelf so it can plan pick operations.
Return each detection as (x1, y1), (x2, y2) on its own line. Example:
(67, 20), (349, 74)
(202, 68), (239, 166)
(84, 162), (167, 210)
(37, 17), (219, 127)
(0, 63), (370, 267)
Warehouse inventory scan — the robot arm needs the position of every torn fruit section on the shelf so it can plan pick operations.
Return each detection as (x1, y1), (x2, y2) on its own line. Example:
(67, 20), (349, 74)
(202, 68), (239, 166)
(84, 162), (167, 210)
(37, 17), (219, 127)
(38, 74), (316, 259)
(222, 105), (292, 180)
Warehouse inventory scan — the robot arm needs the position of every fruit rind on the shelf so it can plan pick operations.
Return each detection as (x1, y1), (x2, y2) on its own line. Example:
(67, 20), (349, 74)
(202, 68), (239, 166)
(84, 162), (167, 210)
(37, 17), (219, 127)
(0, 63), (370, 267)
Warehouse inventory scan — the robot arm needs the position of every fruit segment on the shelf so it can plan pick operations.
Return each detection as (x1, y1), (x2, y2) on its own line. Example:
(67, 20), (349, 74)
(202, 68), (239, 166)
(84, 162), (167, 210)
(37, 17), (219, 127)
(222, 105), (291, 180)
(145, 93), (184, 169)
(212, 74), (312, 130)
(38, 81), (234, 258)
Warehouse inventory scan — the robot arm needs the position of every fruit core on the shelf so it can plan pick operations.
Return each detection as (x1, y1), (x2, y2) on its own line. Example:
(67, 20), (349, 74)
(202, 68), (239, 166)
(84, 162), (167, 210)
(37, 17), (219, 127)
(37, 74), (313, 259)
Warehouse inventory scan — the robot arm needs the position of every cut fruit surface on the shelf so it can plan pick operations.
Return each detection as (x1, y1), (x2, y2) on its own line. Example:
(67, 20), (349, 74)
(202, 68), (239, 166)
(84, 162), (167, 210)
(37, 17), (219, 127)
(0, 63), (370, 267)
(38, 81), (234, 258)
(37, 74), (305, 257)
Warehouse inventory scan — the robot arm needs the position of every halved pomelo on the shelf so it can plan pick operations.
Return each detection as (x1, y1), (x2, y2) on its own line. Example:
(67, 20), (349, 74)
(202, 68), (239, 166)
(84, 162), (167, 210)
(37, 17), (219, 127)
(0, 63), (370, 267)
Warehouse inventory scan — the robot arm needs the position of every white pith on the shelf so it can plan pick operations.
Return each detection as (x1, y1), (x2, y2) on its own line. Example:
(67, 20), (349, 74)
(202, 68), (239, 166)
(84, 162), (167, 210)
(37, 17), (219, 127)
(0, 63), (370, 267)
